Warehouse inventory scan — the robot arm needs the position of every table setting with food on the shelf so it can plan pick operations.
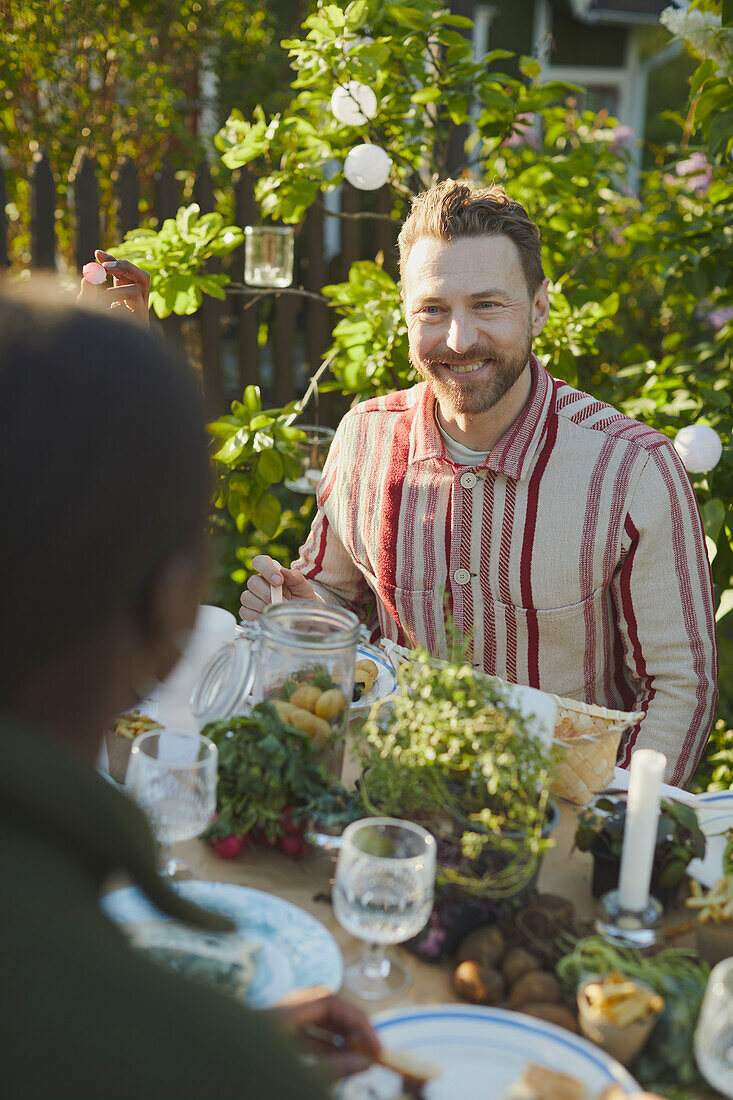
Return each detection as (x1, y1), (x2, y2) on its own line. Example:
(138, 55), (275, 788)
(99, 599), (733, 1100)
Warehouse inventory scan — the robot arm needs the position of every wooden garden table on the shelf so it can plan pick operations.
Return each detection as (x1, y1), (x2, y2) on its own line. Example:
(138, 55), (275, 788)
(169, 799), (699, 1009)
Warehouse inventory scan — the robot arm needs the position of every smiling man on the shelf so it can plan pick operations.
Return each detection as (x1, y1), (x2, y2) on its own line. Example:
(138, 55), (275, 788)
(241, 180), (717, 787)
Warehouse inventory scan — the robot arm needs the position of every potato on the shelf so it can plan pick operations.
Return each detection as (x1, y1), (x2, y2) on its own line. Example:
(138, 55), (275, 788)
(355, 658), (379, 678)
(456, 926), (505, 969)
(354, 669), (377, 693)
(516, 1002), (578, 1033)
(273, 700), (298, 724)
(502, 946), (542, 987)
(508, 971), (563, 1009)
(290, 684), (323, 713)
(452, 961), (505, 1005)
(291, 709), (332, 748)
(315, 688), (346, 722)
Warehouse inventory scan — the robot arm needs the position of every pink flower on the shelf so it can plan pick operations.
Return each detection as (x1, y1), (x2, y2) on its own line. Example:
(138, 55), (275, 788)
(608, 125), (634, 152)
(675, 152), (712, 194)
(707, 305), (733, 330)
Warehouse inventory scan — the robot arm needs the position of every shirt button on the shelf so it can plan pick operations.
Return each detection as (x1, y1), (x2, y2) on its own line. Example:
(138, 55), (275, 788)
(460, 471), (477, 489)
(453, 568), (471, 585)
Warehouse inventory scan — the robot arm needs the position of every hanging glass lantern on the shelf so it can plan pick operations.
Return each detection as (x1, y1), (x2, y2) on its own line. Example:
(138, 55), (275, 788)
(244, 226), (295, 288)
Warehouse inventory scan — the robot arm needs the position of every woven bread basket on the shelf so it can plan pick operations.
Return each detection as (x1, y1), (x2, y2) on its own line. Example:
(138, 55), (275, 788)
(549, 696), (644, 806)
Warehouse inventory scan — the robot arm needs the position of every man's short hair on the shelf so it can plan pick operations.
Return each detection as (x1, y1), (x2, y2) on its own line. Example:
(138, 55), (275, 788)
(397, 179), (545, 295)
(0, 293), (209, 693)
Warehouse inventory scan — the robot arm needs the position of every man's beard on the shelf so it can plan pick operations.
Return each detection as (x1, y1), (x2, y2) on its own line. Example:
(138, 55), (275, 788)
(410, 326), (533, 417)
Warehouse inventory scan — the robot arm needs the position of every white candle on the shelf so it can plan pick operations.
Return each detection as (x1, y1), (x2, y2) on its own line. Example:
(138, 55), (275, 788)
(617, 749), (666, 911)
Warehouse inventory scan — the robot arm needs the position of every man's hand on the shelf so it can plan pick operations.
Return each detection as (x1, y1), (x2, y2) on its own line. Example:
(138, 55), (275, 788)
(271, 986), (380, 1080)
(240, 554), (317, 621)
(78, 250), (150, 325)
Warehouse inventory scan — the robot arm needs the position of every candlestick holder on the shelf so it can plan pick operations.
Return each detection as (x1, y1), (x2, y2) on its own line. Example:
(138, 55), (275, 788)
(595, 889), (663, 950)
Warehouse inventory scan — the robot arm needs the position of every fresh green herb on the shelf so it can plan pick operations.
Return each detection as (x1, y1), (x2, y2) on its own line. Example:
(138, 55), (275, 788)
(203, 702), (334, 843)
(354, 642), (553, 900)
(557, 936), (709, 1095)
(273, 663), (337, 701)
(575, 798), (706, 890)
(304, 785), (365, 829)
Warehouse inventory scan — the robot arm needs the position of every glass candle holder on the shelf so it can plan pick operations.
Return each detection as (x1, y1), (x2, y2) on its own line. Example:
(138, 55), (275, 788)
(244, 226), (294, 288)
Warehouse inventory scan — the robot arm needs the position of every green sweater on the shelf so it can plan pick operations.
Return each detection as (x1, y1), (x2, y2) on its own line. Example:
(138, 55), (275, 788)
(0, 714), (328, 1100)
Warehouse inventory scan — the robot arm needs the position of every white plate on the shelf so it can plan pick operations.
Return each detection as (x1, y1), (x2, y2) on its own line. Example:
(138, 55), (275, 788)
(101, 880), (343, 1008)
(352, 643), (398, 710)
(687, 790), (733, 887)
(339, 1005), (640, 1100)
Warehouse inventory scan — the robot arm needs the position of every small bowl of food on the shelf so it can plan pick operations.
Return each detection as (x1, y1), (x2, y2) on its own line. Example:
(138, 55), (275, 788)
(577, 970), (664, 1066)
(104, 710), (162, 783)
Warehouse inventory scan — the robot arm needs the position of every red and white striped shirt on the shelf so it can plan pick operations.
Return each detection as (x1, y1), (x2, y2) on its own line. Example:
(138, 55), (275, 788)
(295, 360), (718, 786)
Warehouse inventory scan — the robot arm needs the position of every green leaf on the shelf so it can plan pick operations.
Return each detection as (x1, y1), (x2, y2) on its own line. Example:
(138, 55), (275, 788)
(252, 493), (282, 539)
(214, 430), (249, 464)
(344, 0), (368, 29)
(257, 448), (284, 485)
(702, 498), (726, 543)
(411, 87), (441, 105)
(243, 385), (262, 416)
(708, 108), (733, 162)
(519, 56), (541, 80)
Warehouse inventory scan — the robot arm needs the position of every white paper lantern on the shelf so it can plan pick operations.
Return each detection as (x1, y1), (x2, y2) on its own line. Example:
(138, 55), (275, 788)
(330, 81), (378, 126)
(344, 144), (391, 190)
(674, 423), (723, 473)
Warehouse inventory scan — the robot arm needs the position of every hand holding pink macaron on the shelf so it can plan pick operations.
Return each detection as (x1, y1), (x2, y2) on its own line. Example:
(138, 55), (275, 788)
(78, 250), (150, 325)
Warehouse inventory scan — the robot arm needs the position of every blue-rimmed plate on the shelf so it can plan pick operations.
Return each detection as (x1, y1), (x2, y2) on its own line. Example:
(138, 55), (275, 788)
(102, 880), (343, 1008)
(688, 790), (733, 887)
(339, 1005), (640, 1099)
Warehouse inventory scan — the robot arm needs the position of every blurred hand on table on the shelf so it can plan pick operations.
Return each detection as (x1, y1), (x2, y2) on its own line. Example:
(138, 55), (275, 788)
(271, 985), (381, 1080)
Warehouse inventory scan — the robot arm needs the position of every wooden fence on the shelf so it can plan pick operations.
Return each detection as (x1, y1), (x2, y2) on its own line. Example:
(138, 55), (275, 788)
(0, 149), (398, 423)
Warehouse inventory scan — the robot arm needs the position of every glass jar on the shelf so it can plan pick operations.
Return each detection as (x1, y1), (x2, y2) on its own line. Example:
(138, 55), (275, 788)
(243, 225), (294, 288)
(190, 601), (360, 775)
(283, 424), (335, 495)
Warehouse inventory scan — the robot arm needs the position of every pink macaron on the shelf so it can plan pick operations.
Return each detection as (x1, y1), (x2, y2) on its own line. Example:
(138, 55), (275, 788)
(82, 261), (107, 285)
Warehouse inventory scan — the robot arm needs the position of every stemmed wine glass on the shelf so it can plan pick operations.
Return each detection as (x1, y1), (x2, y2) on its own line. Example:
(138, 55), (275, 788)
(127, 730), (218, 880)
(333, 817), (436, 1000)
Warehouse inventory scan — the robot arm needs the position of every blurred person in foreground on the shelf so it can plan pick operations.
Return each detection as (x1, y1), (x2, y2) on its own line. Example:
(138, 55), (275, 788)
(0, 286), (379, 1100)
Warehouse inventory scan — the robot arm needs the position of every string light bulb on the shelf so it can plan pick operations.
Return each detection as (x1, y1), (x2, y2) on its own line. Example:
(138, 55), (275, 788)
(330, 81), (378, 126)
(344, 143), (391, 190)
(674, 423), (723, 473)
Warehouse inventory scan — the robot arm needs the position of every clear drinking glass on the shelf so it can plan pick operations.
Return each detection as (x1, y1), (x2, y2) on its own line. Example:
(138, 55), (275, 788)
(333, 817), (436, 1000)
(695, 958), (733, 1096)
(127, 730), (218, 880)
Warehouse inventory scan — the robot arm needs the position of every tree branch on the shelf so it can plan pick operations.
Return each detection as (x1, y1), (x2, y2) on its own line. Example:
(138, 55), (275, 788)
(226, 283), (332, 308)
(314, 200), (395, 223)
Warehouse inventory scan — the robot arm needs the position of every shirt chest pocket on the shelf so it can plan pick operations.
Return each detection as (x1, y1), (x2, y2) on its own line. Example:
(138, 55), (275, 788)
(484, 585), (610, 699)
